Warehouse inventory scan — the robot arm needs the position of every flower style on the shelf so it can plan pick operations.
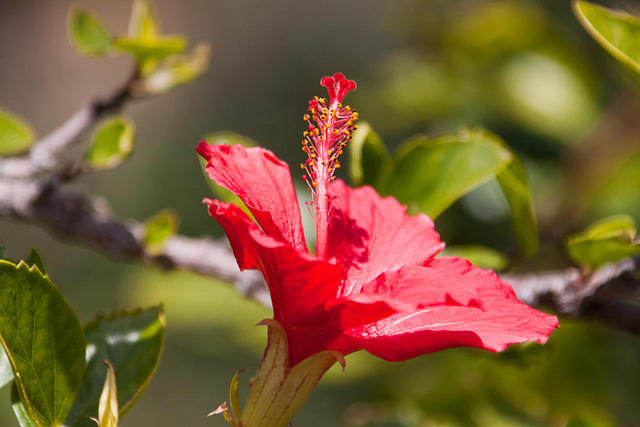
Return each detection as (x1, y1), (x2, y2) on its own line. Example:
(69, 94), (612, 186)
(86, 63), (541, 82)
(197, 73), (557, 369)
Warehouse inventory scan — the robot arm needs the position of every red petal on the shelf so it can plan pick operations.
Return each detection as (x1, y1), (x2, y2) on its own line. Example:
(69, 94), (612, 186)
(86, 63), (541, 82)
(326, 180), (444, 295)
(359, 265), (483, 310)
(344, 257), (559, 362)
(196, 142), (306, 252)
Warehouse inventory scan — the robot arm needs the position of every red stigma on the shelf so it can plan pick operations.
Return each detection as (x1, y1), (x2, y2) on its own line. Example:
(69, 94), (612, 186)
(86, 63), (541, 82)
(320, 72), (357, 106)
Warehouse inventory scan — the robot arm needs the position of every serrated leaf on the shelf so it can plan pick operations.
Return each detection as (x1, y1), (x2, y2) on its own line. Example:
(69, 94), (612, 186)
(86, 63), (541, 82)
(25, 249), (47, 276)
(68, 7), (112, 57)
(349, 122), (391, 188)
(574, 1), (640, 79)
(566, 214), (640, 270)
(142, 43), (211, 95)
(85, 117), (135, 171)
(143, 209), (179, 254)
(128, 0), (159, 39)
(0, 261), (85, 426)
(496, 156), (538, 256)
(199, 133), (258, 217)
(96, 362), (118, 427)
(382, 130), (513, 218)
(439, 245), (508, 270)
(64, 306), (165, 427)
(0, 108), (35, 156)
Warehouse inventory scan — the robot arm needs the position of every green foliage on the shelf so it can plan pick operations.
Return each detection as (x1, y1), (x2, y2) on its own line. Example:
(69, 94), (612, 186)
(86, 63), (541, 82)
(350, 126), (539, 256)
(85, 116), (135, 171)
(25, 249), (47, 276)
(114, 0), (186, 75)
(143, 209), (179, 254)
(65, 307), (165, 427)
(381, 130), (513, 219)
(574, 0), (640, 79)
(439, 245), (508, 270)
(0, 261), (86, 426)
(348, 122), (390, 188)
(566, 214), (640, 270)
(496, 156), (538, 256)
(0, 108), (35, 156)
(95, 362), (119, 427)
(68, 7), (112, 57)
(199, 132), (259, 216)
(142, 44), (212, 95)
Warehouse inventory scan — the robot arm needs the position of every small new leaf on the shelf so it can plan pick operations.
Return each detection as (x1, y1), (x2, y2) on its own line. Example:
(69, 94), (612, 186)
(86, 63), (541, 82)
(85, 116), (135, 171)
(0, 108), (35, 156)
(68, 7), (112, 57)
(143, 209), (179, 254)
(142, 43), (212, 95)
(65, 307), (165, 427)
(566, 214), (640, 270)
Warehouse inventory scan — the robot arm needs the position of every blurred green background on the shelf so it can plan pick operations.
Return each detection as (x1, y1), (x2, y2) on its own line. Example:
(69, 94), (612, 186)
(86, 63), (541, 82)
(1, 0), (640, 425)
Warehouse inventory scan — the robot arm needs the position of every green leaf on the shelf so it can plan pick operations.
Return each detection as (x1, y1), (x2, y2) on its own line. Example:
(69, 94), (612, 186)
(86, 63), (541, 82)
(0, 261), (85, 426)
(113, 37), (186, 63)
(566, 214), (640, 270)
(85, 116), (135, 171)
(199, 133), (258, 216)
(11, 383), (39, 427)
(25, 249), (47, 276)
(143, 209), (179, 254)
(496, 156), (538, 256)
(128, 0), (159, 39)
(65, 306), (165, 427)
(439, 245), (508, 270)
(0, 108), (35, 156)
(349, 122), (391, 188)
(382, 130), (513, 218)
(142, 44), (211, 95)
(68, 7), (112, 57)
(574, 1), (640, 79)
(95, 362), (118, 427)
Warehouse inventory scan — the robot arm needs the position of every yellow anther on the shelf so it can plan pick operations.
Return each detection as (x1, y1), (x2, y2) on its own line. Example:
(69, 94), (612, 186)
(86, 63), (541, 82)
(333, 130), (339, 135)
(347, 121), (352, 126)
(311, 153), (316, 158)
(338, 150), (343, 155)
(312, 181), (317, 186)
(314, 129), (319, 136)
(353, 125), (358, 129)
(303, 114), (310, 121)
(328, 149), (333, 155)
(303, 131), (309, 137)
(300, 164), (305, 169)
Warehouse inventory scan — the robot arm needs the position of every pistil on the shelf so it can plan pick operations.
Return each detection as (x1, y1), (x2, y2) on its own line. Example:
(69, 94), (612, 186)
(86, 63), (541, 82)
(301, 73), (358, 259)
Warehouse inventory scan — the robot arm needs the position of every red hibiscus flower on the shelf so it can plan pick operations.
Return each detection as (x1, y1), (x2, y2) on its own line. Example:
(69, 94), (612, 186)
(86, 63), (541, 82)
(196, 73), (558, 368)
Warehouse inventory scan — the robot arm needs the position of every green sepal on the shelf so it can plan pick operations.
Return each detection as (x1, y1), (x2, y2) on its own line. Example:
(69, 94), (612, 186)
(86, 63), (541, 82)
(566, 214), (640, 270)
(239, 319), (344, 427)
(0, 108), (35, 156)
